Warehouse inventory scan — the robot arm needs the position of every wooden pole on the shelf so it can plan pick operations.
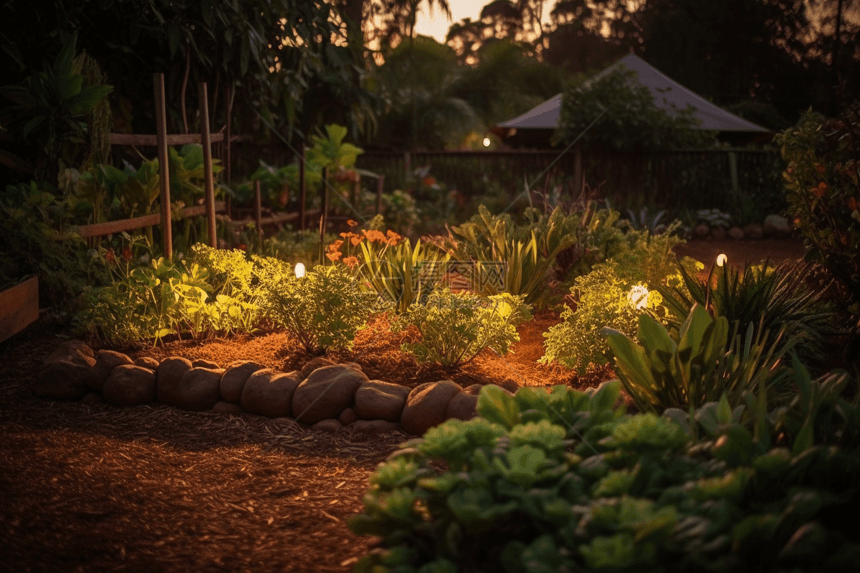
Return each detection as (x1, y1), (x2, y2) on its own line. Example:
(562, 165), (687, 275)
(254, 179), (263, 248)
(224, 84), (233, 219)
(199, 82), (217, 248)
(376, 175), (384, 215)
(153, 73), (172, 260)
(298, 141), (306, 231)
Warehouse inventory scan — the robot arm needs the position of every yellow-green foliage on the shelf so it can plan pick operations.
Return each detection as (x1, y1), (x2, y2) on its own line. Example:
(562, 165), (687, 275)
(393, 289), (532, 367)
(257, 263), (373, 353)
(541, 265), (665, 373)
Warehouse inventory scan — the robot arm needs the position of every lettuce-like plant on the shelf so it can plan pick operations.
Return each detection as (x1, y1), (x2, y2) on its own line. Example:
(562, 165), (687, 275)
(392, 289), (531, 367)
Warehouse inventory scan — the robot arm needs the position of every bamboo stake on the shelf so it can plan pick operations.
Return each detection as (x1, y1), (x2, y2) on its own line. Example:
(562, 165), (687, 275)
(254, 179), (263, 248)
(298, 141), (306, 231)
(199, 82), (217, 248)
(153, 73), (172, 260)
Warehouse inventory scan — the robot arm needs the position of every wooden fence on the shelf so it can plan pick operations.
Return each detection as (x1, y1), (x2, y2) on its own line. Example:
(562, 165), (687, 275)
(356, 147), (784, 213)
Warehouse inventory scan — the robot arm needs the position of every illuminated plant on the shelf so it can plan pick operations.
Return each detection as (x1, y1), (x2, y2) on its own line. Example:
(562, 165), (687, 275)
(392, 289), (532, 367)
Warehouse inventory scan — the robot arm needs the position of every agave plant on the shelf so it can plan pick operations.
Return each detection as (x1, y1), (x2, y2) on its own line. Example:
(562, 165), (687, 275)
(656, 259), (837, 368)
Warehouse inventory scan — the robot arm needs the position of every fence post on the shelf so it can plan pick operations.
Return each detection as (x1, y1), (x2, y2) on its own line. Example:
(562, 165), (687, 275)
(728, 151), (739, 208)
(376, 175), (384, 215)
(574, 144), (583, 198)
(254, 179), (263, 249)
(198, 82), (217, 248)
(153, 73), (172, 260)
(298, 141), (306, 231)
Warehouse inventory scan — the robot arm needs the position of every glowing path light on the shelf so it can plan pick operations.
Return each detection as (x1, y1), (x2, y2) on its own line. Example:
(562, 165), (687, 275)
(295, 262), (306, 278)
(716, 253), (728, 267)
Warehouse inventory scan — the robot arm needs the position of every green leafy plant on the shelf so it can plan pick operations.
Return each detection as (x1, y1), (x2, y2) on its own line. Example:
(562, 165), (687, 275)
(604, 305), (796, 412)
(541, 265), (666, 374)
(392, 289), (532, 367)
(257, 262), (373, 354)
(776, 105), (860, 313)
(657, 259), (837, 368)
(350, 380), (860, 573)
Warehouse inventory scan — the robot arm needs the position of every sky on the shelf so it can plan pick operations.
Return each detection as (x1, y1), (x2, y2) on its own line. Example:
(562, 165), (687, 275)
(412, 0), (554, 43)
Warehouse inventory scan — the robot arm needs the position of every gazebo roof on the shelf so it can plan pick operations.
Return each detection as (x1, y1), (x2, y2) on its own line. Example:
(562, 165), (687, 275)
(496, 54), (769, 133)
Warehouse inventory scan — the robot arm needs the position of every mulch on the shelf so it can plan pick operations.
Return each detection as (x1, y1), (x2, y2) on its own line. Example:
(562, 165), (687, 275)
(0, 236), (808, 572)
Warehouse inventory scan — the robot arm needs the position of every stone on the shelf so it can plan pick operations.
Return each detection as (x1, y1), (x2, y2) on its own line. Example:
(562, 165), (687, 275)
(34, 340), (96, 400)
(743, 223), (764, 240)
(300, 357), (335, 379)
(463, 384), (484, 396)
(711, 226), (727, 240)
(341, 362), (363, 372)
(134, 356), (160, 371)
(494, 378), (520, 394)
(240, 369), (301, 418)
(219, 361), (266, 403)
(446, 392), (479, 421)
(168, 368), (222, 411)
(339, 407), (359, 426)
(354, 380), (411, 422)
(291, 365), (368, 424)
(193, 359), (220, 370)
(103, 365), (157, 407)
(727, 226), (745, 240)
(312, 419), (342, 433)
(156, 357), (193, 404)
(400, 380), (462, 436)
(763, 214), (791, 237)
(88, 350), (134, 392)
(81, 392), (104, 406)
(212, 401), (244, 415)
(693, 223), (711, 239)
(350, 420), (399, 434)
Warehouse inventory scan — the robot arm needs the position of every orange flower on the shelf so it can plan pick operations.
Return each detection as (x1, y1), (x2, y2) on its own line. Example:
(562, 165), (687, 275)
(849, 197), (859, 211)
(343, 256), (359, 268)
(422, 176), (437, 187)
(347, 219), (359, 227)
(326, 251), (342, 262)
(122, 246), (132, 261)
(350, 235), (362, 246)
(386, 230), (402, 243)
(815, 164), (825, 174)
(362, 229), (386, 243)
(811, 182), (827, 198)
(327, 240), (344, 253)
(105, 248), (116, 263)
(237, 244), (247, 251)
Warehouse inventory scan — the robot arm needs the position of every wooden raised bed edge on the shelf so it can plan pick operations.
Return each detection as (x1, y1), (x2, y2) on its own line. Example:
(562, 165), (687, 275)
(0, 276), (39, 344)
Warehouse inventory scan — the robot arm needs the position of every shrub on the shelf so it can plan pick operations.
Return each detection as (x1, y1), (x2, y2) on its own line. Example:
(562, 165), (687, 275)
(776, 105), (860, 312)
(657, 259), (837, 369)
(349, 380), (860, 573)
(392, 289), (532, 367)
(257, 263), (373, 354)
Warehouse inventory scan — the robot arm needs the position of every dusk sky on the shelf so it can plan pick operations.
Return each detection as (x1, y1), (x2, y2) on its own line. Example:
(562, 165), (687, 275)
(413, 0), (554, 43)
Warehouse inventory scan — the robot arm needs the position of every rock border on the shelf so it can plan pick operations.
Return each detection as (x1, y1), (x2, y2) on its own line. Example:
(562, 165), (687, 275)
(31, 342), (519, 436)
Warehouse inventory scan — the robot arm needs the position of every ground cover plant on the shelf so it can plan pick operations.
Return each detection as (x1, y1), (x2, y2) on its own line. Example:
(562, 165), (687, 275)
(350, 375), (860, 573)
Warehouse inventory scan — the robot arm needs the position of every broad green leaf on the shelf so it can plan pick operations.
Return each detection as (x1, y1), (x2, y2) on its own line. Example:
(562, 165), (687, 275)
(477, 384), (520, 430)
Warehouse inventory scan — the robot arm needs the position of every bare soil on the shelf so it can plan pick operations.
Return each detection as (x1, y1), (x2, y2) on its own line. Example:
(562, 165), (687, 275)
(0, 238), (807, 572)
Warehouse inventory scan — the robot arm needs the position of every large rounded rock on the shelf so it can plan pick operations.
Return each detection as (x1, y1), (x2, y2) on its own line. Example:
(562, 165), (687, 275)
(220, 361), (266, 403)
(400, 380), (462, 436)
(167, 367), (222, 411)
(193, 359), (219, 369)
(711, 226), (727, 240)
(693, 223), (711, 239)
(156, 357), (193, 404)
(300, 357), (335, 379)
(291, 365), (368, 424)
(339, 407), (359, 426)
(350, 420), (399, 434)
(446, 392), (479, 421)
(354, 380), (411, 422)
(463, 384), (484, 396)
(494, 378), (520, 394)
(134, 356), (160, 371)
(212, 401), (243, 415)
(763, 214), (791, 237)
(103, 365), (156, 407)
(743, 223), (764, 240)
(727, 226), (745, 240)
(88, 350), (134, 392)
(34, 340), (96, 400)
(312, 419), (342, 433)
(240, 369), (301, 418)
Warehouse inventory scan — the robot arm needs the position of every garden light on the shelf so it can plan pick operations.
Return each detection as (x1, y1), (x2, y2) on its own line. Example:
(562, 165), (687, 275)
(627, 284), (650, 310)
(716, 253), (728, 267)
(295, 262), (306, 278)
(482, 137), (490, 148)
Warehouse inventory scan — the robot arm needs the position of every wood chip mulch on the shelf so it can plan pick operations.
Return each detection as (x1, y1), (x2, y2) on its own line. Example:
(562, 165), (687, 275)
(0, 331), (410, 573)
